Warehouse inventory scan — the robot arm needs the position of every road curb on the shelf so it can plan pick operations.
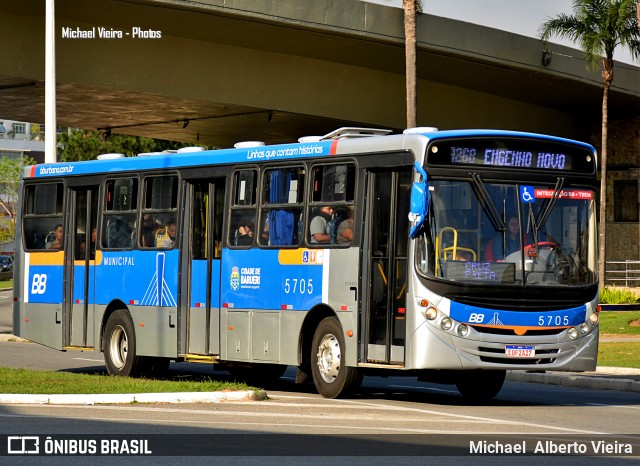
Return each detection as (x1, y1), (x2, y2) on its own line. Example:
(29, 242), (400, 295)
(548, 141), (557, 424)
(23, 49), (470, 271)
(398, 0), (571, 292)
(0, 390), (268, 405)
(507, 371), (640, 393)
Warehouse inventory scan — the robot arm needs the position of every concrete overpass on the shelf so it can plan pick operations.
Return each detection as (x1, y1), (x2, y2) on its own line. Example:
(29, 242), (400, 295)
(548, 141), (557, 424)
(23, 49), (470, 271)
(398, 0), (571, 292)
(0, 0), (638, 148)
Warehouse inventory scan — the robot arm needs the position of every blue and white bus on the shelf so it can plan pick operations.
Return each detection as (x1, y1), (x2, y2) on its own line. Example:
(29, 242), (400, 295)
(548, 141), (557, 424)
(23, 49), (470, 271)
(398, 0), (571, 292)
(13, 127), (599, 400)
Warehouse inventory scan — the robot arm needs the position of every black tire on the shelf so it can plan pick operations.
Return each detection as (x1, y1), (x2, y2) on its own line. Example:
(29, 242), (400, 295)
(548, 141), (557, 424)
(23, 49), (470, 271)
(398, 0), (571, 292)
(103, 309), (146, 377)
(455, 370), (506, 402)
(311, 316), (362, 398)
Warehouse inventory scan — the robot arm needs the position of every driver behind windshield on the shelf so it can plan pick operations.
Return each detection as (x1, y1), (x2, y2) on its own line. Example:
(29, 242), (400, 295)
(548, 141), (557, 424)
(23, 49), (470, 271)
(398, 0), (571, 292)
(493, 215), (524, 259)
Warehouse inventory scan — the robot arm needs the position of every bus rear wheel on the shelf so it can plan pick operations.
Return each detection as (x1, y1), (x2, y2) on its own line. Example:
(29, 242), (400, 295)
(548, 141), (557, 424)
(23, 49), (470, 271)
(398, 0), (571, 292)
(455, 370), (506, 402)
(104, 310), (145, 377)
(311, 317), (362, 398)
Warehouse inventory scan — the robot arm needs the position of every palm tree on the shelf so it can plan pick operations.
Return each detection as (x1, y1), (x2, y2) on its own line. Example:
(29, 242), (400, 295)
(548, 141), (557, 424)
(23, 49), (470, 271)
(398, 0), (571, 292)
(539, 0), (640, 286)
(403, 0), (420, 129)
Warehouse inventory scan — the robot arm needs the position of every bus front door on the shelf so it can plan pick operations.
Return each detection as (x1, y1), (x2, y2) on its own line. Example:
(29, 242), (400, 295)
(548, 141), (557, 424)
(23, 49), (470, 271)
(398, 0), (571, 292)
(182, 180), (224, 357)
(363, 170), (411, 365)
(64, 186), (98, 349)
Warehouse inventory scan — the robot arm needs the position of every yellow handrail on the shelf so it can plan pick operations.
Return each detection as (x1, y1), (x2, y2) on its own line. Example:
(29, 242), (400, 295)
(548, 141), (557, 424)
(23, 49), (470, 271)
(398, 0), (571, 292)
(436, 227), (477, 271)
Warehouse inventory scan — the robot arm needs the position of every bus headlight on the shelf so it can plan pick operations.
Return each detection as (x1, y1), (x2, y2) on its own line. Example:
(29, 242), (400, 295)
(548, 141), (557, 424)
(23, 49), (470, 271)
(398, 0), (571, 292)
(425, 307), (438, 320)
(568, 328), (578, 340)
(440, 317), (453, 331)
(589, 313), (599, 325)
(579, 322), (590, 334)
(457, 324), (469, 337)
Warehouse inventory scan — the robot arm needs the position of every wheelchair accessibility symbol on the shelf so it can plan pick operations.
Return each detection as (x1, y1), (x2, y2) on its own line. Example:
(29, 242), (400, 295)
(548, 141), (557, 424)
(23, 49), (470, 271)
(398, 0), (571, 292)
(520, 186), (535, 203)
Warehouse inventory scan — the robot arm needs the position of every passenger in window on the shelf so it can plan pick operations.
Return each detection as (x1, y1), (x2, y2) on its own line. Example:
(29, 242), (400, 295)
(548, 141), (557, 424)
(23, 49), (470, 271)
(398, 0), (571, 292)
(78, 238), (87, 259)
(141, 215), (158, 248)
(89, 227), (97, 259)
(236, 223), (254, 246)
(310, 206), (333, 244)
(46, 224), (63, 249)
(155, 219), (177, 248)
(337, 206), (354, 244)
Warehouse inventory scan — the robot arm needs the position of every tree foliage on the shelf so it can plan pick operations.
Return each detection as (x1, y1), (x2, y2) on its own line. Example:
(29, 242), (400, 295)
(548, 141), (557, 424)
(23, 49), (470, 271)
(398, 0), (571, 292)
(539, 0), (640, 286)
(0, 155), (37, 240)
(540, 0), (640, 71)
(57, 129), (202, 162)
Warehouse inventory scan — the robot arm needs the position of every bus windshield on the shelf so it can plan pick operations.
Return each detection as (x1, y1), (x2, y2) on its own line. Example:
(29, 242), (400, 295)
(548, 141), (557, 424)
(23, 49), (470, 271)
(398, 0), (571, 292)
(416, 178), (597, 287)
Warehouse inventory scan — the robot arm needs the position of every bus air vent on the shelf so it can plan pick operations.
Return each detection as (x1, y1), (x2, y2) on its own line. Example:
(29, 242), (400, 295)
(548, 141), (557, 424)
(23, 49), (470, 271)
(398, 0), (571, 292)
(234, 141), (265, 148)
(97, 153), (125, 160)
(320, 127), (392, 140)
(177, 146), (206, 153)
(298, 136), (322, 143)
(403, 127), (439, 134)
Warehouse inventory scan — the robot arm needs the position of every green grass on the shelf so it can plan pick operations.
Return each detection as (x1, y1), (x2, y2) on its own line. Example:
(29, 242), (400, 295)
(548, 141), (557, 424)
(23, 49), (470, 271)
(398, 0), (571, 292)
(0, 279), (12, 289)
(597, 311), (640, 368)
(0, 367), (252, 395)
(598, 342), (640, 369)
(599, 311), (640, 336)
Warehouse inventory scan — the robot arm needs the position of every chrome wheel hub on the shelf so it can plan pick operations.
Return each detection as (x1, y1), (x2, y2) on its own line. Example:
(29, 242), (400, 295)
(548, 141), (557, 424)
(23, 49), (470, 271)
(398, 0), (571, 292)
(109, 325), (128, 369)
(316, 333), (341, 383)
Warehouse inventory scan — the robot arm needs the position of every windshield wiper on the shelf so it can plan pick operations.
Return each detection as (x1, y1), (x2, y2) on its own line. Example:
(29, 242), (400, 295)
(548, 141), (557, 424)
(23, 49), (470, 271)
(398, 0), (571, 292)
(536, 177), (564, 231)
(471, 173), (506, 232)
(525, 177), (564, 253)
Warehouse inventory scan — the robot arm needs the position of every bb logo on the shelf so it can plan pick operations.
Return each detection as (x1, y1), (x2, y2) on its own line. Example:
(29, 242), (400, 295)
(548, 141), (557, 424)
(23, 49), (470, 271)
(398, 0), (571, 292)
(31, 274), (47, 295)
(468, 313), (485, 323)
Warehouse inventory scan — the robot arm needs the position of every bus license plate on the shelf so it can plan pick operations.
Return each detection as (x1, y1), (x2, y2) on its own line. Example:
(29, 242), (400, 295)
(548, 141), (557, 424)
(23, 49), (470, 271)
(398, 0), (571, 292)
(505, 345), (535, 358)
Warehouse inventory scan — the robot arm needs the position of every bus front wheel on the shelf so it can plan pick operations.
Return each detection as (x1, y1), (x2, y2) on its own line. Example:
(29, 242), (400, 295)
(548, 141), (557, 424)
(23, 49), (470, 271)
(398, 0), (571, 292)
(104, 310), (145, 377)
(311, 317), (362, 398)
(455, 370), (506, 402)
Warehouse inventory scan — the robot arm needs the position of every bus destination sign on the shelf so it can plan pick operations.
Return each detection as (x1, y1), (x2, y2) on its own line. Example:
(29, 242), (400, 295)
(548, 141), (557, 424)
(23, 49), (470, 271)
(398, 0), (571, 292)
(427, 138), (595, 174)
(450, 147), (569, 170)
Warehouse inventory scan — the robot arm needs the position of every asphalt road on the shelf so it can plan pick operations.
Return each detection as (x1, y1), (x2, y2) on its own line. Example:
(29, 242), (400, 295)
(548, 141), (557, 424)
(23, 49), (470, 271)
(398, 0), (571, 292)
(2, 290), (640, 463)
(1, 341), (639, 465)
(1, 340), (639, 431)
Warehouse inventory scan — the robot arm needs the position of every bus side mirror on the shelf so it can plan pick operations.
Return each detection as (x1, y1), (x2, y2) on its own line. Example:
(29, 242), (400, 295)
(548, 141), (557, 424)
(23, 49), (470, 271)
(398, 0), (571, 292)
(409, 162), (429, 239)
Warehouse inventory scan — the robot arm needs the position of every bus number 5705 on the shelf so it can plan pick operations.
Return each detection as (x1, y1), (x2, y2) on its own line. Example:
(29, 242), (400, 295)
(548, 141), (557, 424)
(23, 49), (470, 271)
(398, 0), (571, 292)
(284, 278), (313, 294)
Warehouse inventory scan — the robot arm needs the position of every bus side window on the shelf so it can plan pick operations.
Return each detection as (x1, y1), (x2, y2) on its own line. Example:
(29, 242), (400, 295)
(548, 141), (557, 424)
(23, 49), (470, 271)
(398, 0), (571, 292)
(102, 178), (138, 250)
(229, 169), (257, 248)
(22, 183), (64, 251)
(308, 163), (356, 246)
(139, 175), (178, 249)
(260, 167), (304, 247)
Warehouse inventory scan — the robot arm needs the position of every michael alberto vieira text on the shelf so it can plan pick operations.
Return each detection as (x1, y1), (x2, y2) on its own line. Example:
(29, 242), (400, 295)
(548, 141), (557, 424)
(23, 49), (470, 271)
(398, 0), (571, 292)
(470, 439), (634, 455)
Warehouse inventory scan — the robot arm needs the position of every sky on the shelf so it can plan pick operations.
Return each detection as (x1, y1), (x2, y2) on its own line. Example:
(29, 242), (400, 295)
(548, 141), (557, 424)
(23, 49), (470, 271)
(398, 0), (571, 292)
(362, 0), (637, 65)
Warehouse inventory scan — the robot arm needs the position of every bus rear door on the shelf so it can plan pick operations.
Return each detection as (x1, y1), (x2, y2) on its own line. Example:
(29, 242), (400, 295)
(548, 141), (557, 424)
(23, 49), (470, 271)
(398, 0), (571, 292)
(64, 186), (99, 349)
(181, 180), (224, 358)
